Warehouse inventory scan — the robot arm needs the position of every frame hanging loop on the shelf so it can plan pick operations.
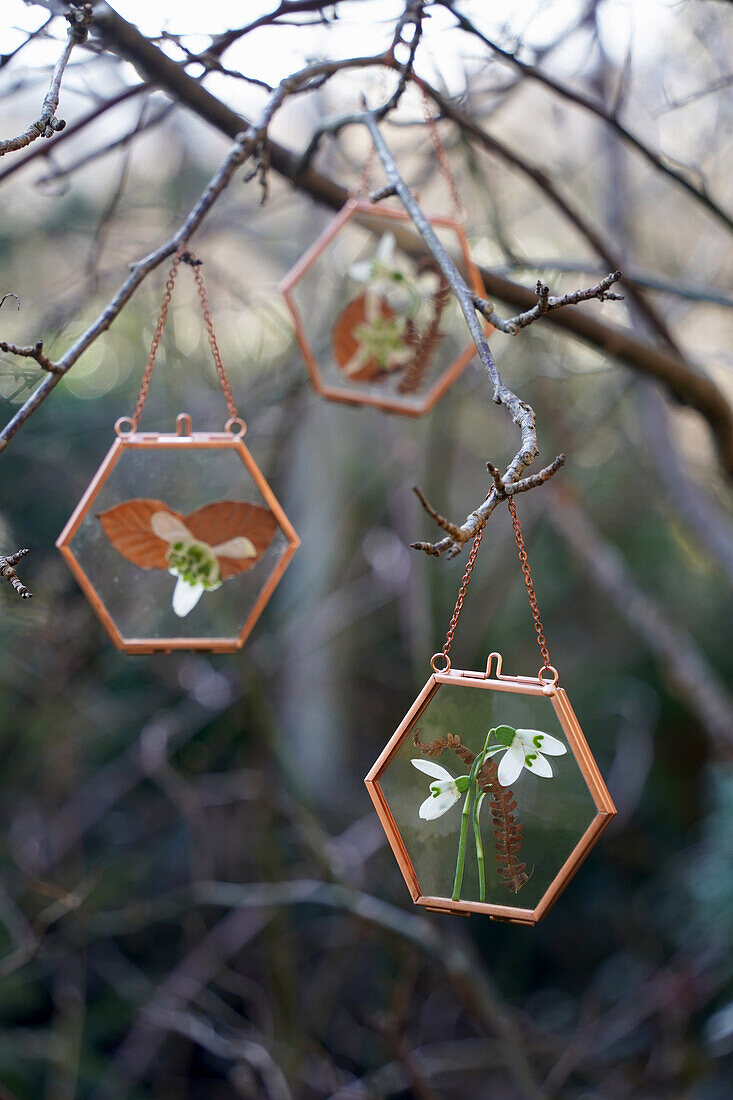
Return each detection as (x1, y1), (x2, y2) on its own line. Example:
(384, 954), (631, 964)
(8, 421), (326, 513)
(126, 247), (242, 432)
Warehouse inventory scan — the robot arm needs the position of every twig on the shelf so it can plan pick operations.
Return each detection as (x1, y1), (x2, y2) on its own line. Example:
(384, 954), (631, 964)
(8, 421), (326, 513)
(474, 273), (624, 335)
(410, 457), (565, 555)
(0, 340), (59, 372)
(208, 1), (345, 56)
(0, 13), (54, 70)
(0, 549), (32, 600)
(411, 487), (463, 540)
(0, 5), (93, 158)
(487, 260), (733, 309)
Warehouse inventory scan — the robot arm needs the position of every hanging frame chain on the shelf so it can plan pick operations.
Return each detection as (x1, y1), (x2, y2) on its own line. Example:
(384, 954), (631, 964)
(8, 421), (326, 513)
(190, 261), (239, 422)
(128, 248), (241, 430)
(507, 496), (554, 676)
(431, 497), (555, 682)
(420, 86), (465, 222)
(130, 252), (181, 429)
(431, 524), (484, 672)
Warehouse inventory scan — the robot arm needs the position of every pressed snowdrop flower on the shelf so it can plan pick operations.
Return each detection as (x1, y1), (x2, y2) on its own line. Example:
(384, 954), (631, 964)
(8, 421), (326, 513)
(411, 758), (469, 820)
(347, 233), (435, 316)
(151, 511), (257, 617)
(347, 314), (412, 374)
(348, 233), (406, 288)
(486, 724), (567, 786)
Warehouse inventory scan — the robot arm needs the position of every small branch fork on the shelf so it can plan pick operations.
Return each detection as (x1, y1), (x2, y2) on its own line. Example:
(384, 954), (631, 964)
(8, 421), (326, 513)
(474, 272), (623, 336)
(0, 340), (59, 373)
(0, 550), (32, 599)
(0, 4), (93, 158)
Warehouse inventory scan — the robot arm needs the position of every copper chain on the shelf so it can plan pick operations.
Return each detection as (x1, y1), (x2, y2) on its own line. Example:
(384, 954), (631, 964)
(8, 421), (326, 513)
(420, 87), (464, 221)
(130, 253), (181, 429)
(439, 524), (484, 666)
(434, 496), (553, 674)
(129, 248), (240, 429)
(507, 496), (552, 671)
(190, 261), (239, 421)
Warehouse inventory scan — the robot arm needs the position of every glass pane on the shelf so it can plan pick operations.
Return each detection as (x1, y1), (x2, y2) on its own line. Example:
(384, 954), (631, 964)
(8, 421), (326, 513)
(379, 682), (597, 911)
(290, 209), (476, 412)
(68, 443), (290, 641)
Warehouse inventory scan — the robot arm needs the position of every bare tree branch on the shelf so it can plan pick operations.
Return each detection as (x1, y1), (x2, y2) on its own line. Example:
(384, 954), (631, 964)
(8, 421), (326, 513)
(474, 271), (623, 334)
(0, 4), (93, 157)
(0, 339), (59, 372)
(488, 260), (733, 309)
(0, 549), (32, 600)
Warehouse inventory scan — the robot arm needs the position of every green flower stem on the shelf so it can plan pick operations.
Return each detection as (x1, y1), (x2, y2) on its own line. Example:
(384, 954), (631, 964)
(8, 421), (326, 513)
(451, 729), (498, 903)
(451, 785), (474, 902)
(473, 792), (486, 902)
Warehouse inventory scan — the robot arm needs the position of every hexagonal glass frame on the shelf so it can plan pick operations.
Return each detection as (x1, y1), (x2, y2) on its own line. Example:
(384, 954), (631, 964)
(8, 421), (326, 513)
(280, 197), (488, 416)
(56, 415), (300, 654)
(365, 654), (616, 924)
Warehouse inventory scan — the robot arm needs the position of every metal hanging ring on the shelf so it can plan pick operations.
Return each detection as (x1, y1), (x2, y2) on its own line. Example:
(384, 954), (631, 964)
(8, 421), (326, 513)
(225, 417), (247, 439)
(430, 652), (451, 673)
(115, 416), (137, 438)
(538, 665), (559, 688)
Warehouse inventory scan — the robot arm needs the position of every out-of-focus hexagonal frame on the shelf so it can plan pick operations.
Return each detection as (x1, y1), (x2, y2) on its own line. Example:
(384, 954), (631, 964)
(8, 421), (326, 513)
(56, 415), (300, 654)
(279, 197), (489, 416)
(365, 652), (616, 924)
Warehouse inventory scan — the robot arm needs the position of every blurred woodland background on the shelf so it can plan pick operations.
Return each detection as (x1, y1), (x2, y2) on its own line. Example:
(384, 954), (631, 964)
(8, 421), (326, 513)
(0, 1), (732, 1097)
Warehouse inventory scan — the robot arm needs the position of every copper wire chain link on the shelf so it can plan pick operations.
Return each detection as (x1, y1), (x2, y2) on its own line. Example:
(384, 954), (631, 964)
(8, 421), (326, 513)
(190, 261), (239, 422)
(434, 524), (484, 669)
(507, 495), (553, 673)
(420, 86), (464, 221)
(434, 496), (553, 677)
(129, 248), (240, 429)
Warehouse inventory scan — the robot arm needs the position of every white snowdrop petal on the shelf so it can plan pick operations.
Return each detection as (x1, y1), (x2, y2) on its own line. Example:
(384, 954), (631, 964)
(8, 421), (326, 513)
(497, 740), (525, 786)
(411, 759), (453, 781)
(517, 729), (566, 756)
(419, 788), (460, 820)
(348, 261), (371, 282)
(525, 752), (553, 778)
(152, 511), (194, 544)
(212, 536), (257, 559)
(172, 577), (205, 617)
(376, 233), (396, 262)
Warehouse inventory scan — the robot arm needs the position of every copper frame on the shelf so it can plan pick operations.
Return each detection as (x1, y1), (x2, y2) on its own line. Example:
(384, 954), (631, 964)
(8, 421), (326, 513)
(56, 415), (300, 654)
(279, 197), (488, 417)
(365, 652), (616, 924)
